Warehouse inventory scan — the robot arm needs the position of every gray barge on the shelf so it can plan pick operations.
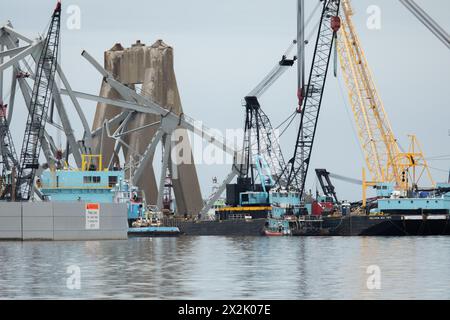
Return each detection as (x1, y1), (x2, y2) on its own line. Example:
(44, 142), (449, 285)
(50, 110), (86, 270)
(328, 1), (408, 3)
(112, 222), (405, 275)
(0, 201), (127, 241)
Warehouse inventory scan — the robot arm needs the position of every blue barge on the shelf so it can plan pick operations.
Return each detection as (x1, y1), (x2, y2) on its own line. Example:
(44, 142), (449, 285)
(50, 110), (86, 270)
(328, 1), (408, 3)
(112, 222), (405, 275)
(39, 155), (179, 237)
(264, 182), (450, 236)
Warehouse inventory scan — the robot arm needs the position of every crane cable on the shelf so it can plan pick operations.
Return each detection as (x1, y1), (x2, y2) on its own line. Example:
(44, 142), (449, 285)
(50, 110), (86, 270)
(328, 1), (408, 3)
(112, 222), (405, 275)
(278, 112), (298, 139)
(270, 3), (325, 138)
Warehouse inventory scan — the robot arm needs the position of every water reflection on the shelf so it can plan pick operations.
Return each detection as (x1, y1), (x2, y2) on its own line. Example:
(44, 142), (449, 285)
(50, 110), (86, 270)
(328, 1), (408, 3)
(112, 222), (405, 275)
(0, 237), (450, 299)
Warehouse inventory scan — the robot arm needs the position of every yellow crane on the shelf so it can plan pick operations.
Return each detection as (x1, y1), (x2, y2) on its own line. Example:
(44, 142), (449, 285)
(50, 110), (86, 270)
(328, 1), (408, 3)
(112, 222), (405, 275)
(336, 0), (434, 204)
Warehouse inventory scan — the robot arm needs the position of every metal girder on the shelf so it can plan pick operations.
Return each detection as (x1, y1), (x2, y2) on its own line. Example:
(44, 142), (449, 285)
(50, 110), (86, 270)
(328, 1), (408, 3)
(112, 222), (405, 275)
(3, 41), (54, 167)
(56, 64), (92, 147)
(399, 0), (450, 49)
(61, 89), (237, 157)
(16, 71), (58, 166)
(79, 50), (237, 156)
(0, 40), (41, 73)
(3, 26), (88, 167)
(20, 56), (33, 75)
(91, 111), (131, 138)
(115, 120), (161, 138)
(0, 42), (3, 100)
(67, 48), (242, 215)
(1, 26), (34, 44)
(7, 69), (17, 124)
(0, 109), (19, 170)
(102, 116), (139, 159)
(99, 109), (157, 178)
(132, 128), (164, 185)
(199, 166), (239, 217)
(297, 0), (306, 103)
(47, 85), (83, 167)
(2, 33), (60, 165)
(82, 51), (142, 102)
(106, 114), (134, 169)
(247, 1), (322, 100)
(0, 45), (31, 59)
(27, 44), (82, 167)
(107, 111), (134, 169)
(329, 172), (363, 185)
(157, 135), (171, 211)
(81, 50), (108, 77)
(247, 57), (295, 98)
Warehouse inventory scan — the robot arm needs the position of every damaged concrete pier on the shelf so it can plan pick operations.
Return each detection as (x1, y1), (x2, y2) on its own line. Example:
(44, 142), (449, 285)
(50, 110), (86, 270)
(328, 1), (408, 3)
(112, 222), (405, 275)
(91, 40), (203, 216)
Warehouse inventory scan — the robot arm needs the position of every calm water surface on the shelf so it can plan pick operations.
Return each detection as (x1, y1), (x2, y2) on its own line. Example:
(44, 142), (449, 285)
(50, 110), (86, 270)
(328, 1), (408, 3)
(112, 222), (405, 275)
(1, 236), (450, 299)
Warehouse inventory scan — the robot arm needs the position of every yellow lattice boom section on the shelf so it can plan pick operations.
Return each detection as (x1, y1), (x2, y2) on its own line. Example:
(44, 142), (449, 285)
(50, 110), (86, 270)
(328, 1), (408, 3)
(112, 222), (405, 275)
(337, 0), (434, 190)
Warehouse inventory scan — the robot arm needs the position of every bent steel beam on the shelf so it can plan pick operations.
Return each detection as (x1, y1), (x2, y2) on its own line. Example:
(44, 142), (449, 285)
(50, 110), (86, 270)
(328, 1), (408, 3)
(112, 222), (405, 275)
(61, 89), (237, 157)
(399, 0), (450, 49)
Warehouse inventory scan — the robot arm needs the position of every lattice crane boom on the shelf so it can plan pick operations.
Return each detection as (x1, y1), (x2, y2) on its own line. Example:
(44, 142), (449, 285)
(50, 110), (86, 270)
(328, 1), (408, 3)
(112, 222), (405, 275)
(337, 0), (433, 190)
(15, 1), (62, 200)
(239, 52), (296, 189)
(337, 0), (401, 185)
(286, 0), (341, 196)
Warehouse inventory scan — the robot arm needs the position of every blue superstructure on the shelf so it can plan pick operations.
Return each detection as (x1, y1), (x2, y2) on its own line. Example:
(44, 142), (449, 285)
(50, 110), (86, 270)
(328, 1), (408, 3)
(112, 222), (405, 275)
(112, 177), (145, 222)
(377, 196), (450, 213)
(239, 191), (269, 206)
(374, 182), (395, 198)
(376, 183), (450, 214)
(265, 191), (302, 235)
(39, 154), (124, 203)
(40, 169), (123, 203)
(269, 191), (302, 218)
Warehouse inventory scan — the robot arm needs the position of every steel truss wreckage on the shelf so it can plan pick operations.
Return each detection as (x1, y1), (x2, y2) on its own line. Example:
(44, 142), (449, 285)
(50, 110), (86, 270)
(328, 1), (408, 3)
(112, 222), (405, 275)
(0, 0), (446, 212)
(0, 4), (239, 215)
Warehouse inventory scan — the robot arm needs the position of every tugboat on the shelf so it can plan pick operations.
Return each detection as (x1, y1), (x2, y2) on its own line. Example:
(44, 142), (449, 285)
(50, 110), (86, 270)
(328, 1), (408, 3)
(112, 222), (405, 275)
(264, 229), (284, 236)
(112, 176), (180, 237)
(264, 190), (333, 236)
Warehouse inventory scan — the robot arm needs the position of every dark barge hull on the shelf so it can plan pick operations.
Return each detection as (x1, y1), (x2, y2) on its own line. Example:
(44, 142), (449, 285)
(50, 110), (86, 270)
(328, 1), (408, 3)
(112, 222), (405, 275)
(164, 219), (267, 236)
(161, 215), (450, 237)
(322, 214), (450, 236)
(128, 231), (180, 237)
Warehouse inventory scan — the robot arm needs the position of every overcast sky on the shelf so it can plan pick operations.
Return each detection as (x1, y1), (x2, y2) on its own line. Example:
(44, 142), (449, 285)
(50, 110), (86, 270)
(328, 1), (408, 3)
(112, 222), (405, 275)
(1, 0), (449, 200)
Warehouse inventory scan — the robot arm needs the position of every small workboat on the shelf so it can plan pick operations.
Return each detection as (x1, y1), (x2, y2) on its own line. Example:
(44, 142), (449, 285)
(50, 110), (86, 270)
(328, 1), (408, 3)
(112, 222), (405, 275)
(264, 229), (284, 236)
(128, 226), (180, 237)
